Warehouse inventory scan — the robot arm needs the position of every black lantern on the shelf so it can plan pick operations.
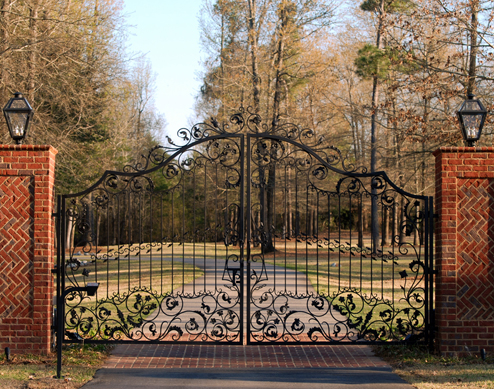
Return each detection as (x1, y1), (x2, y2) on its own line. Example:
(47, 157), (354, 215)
(3, 92), (34, 145)
(457, 94), (487, 147)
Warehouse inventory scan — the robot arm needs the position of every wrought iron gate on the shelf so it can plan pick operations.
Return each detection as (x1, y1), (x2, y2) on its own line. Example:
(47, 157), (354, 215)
(55, 109), (434, 348)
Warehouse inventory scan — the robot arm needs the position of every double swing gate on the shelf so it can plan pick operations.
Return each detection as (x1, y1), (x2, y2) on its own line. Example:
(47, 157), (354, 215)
(55, 109), (434, 350)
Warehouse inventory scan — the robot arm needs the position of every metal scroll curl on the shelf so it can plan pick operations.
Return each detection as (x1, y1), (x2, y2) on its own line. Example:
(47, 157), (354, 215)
(329, 285), (425, 342)
(122, 108), (364, 174)
(335, 176), (388, 197)
(64, 284), (242, 342)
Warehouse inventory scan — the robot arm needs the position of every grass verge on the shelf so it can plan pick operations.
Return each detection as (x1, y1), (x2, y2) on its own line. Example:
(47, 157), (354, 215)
(374, 344), (494, 389)
(0, 344), (111, 389)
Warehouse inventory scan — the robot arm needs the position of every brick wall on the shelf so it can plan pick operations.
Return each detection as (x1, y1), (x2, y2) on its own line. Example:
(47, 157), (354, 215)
(0, 145), (57, 355)
(434, 147), (494, 356)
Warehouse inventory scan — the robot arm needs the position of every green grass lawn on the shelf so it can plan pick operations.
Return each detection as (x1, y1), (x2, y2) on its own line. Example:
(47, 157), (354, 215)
(260, 241), (430, 340)
(0, 344), (111, 389)
(62, 240), (430, 341)
(375, 344), (494, 389)
(64, 258), (203, 340)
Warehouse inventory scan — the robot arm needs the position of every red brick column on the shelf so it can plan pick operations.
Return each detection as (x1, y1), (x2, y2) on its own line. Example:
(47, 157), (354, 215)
(434, 147), (494, 356)
(0, 145), (57, 355)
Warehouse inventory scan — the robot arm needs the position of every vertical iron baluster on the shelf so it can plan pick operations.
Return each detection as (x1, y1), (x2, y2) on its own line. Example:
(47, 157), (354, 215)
(224, 162), (229, 326)
(316, 189), (319, 295)
(305, 179), (309, 294)
(171, 191), (175, 292)
(57, 196), (67, 379)
(295, 170), (298, 295)
(128, 191), (131, 291)
(239, 135), (244, 345)
(359, 195), (363, 293)
(90, 198), (97, 294)
(370, 191), (373, 297)
(272, 154), (276, 293)
(215, 164), (218, 292)
(349, 194), (352, 290)
(391, 197), (395, 308)
(193, 167), (196, 295)
(103, 192), (110, 298)
(327, 194), (331, 297)
(284, 165), (288, 294)
(423, 198), (429, 344)
(338, 194), (341, 291)
(161, 192), (163, 296)
(381, 198), (384, 300)
(150, 191), (153, 291)
(117, 193), (121, 295)
(204, 162), (207, 292)
(246, 135), (251, 344)
(182, 172), (186, 294)
(139, 192), (142, 289)
(428, 196), (434, 349)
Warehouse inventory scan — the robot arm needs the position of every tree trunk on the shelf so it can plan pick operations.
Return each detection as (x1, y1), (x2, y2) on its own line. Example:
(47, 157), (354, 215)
(370, 0), (385, 252)
(0, 0), (11, 99)
(28, 0), (39, 128)
(381, 206), (388, 246)
(467, 0), (479, 96)
(263, 1), (291, 253)
(247, 0), (261, 112)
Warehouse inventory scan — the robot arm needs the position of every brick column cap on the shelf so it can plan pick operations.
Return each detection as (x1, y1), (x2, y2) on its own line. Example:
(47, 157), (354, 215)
(0, 144), (58, 154)
(433, 146), (494, 156)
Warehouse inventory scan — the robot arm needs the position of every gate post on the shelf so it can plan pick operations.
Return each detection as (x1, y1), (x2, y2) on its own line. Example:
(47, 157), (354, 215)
(434, 147), (494, 357)
(0, 145), (57, 355)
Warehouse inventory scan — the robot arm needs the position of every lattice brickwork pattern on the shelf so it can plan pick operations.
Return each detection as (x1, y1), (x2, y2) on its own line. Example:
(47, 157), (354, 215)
(457, 178), (494, 320)
(0, 176), (34, 319)
(0, 146), (57, 355)
(435, 147), (494, 357)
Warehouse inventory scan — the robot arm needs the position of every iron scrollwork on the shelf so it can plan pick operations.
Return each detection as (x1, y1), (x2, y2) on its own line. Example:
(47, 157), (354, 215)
(59, 108), (432, 346)
(245, 109), (430, 344)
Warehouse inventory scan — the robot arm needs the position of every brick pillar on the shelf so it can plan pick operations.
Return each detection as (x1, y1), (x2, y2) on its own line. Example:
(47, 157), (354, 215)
(0, 145), (57, 355)
(434, 147), (494, 357)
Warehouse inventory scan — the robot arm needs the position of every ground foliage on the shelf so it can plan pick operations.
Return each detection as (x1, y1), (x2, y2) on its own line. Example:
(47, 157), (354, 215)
(374, 344), (494, 388)
(0, 344), (112, 389)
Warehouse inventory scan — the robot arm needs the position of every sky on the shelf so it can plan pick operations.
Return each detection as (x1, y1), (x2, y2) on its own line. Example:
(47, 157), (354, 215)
(123, 0), (204, 142)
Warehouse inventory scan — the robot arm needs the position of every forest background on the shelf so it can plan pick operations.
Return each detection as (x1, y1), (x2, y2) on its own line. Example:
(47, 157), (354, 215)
(0, 0), (492, 197)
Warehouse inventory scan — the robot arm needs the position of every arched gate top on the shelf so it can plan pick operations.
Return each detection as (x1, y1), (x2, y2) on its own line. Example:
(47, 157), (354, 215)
(64, 108), (428, 201)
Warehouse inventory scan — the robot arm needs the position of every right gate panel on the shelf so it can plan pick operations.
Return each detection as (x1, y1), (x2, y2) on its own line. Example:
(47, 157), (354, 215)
(246, 133), (433, 344)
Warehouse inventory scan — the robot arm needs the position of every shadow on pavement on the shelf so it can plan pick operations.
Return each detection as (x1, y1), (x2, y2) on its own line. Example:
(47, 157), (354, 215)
(82, 367), (414, 389)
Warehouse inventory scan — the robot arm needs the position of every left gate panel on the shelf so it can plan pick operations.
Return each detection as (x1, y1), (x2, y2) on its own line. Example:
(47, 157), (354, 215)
(57, 135), (244, 344)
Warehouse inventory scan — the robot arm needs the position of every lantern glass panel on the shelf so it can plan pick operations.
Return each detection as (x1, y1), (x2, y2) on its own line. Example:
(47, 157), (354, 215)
(463, 100), (483, 111)
(462, 114), (483, 139)
(9, 99), (29, 110)
(7, 112), (29, 137)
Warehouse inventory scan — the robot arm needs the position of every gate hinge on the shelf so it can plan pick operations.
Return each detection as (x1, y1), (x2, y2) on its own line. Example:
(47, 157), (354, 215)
(52, 212), (59, 218)
(433, 213), (439, 218)
(51, 266), (58, 274)
(430, 268), (438, 275)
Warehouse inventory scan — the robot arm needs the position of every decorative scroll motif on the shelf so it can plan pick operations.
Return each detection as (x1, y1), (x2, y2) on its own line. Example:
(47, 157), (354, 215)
(124, 108), (366, 175)
(65, 286), (241, 342)
(246, 127), (430, 343)
(248, 257), (425, 343)
(62, 120), (244, 342)
(59, 108), (432, 345)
